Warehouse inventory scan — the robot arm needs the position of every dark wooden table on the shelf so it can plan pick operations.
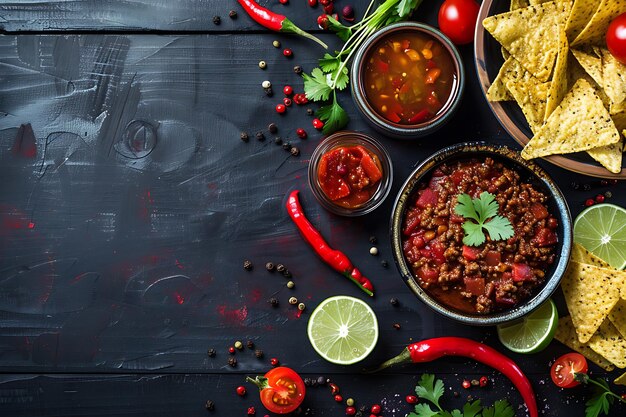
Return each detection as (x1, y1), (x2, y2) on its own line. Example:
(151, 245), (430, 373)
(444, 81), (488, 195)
(1, 1), (624, 416)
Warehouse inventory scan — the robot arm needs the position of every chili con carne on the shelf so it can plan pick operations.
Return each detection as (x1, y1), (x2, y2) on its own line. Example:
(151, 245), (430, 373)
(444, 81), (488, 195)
(237, 0), (328, 49)
(371, 337), (538, 417)
(286, 190), (374, 296)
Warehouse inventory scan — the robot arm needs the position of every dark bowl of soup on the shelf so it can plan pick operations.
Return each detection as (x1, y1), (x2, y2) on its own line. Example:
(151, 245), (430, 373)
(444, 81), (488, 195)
(350, 22), (465, 139)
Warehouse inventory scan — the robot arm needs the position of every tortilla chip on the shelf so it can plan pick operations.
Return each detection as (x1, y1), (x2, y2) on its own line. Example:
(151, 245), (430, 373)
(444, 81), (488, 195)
(573, 0), (626, 46)
(483, 2), (562, 82)
(565, 0), (601, 42)
(554, 316), (615, 371)
(487, 57), (515, 102)
(561, 260), (621, 343)
(609, 299), (626, 339)
(587, 141), (623, 174)
(571, 242), (611, 267)
(600, 48), (626, 108)
(511, 0), (530, 10)
(521, 78), (620, 159)
(571, 47), (603, 87)
(615, 372), (626, 386)
(588, 319), (626, 368)
(545, 29), (569, 120)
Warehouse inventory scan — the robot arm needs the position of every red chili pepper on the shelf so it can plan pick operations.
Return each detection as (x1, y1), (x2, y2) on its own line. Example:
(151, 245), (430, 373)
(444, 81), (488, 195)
(371, 337), (537, 417)
(285, 190), (374, 296)
(237, 0), (327, 49)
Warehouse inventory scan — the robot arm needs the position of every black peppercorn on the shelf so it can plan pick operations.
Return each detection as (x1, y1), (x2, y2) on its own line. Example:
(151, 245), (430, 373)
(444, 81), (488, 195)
(265, 262), (275, 271)
(264, 87), (274, 97)
(369, 236), (378, 244)
(212, 16), (221, 25)
(359, 406), (368, 413)
(304, 378), (312, 386)
(393, 323), (401, 329)
(453, 391), (460, 398)
(390, 297), (399, 306)
(293, 65), (303, 74)
(228, 357), (237, 367)
(274, 137), (283, 145)
(282, 269), (292, 278)
(290, 147), (300, 156)
(269, 297), (279, 307)
(282, 142), (292, 151)
(255, 349), (264, 358)
(316, 376), (326, 385)
(268, 123), (278, 134)
(246, 340), (254, 349)
(240, 132), (249, 142)
(276, 263), (286, 273)
(207, 348), (216, 357)
(228, 10), (237, 18)
(256, 131), (265, 141)
(205, 400), (215, 411)
(583, 183), (591, 191)
(306, 108), (314, 115)
(381, 259), (389, 268)
(243, 260), (253, 270)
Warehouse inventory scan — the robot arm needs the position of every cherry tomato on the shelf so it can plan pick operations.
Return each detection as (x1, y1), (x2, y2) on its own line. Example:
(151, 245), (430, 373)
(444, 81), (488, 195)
(550, 353), (588, 388)
(247, 367), (305, 414)
(438, 0), (480, 45)
(607, 13), (626, 64)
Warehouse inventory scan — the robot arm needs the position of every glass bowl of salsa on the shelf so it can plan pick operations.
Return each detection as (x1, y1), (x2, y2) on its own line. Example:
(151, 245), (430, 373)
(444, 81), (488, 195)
(350, 22), (465, 139)
(390, 143), (572, 325)
(308, 131), (393, 216)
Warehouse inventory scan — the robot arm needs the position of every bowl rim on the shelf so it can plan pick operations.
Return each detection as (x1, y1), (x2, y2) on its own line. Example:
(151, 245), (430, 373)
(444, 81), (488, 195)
(389, 142), (573, 325)
(308, 130), (394, 216)
(350, 21), (466, 138)
(474, 0), (626, 178)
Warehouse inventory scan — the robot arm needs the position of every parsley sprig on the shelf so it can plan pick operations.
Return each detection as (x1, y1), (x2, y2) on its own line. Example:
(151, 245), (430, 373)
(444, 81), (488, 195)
(574, 373), (626, 417)
(409, 374), (515, 417)
(302, 0), (423, 134)
(454, 192), (514, 247)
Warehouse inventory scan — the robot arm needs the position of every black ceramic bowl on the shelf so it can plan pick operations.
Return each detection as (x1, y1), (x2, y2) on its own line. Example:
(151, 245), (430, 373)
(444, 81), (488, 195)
(390, 143), (572, 325)
(350, 22), (465, 139)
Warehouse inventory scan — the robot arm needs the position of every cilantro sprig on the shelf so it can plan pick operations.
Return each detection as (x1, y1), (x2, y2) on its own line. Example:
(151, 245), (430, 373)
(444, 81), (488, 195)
(454, 192), (514, 247)
(574, 373), (626, 417)
(303, 0), (423, 134)
(409, 374), (515, 417)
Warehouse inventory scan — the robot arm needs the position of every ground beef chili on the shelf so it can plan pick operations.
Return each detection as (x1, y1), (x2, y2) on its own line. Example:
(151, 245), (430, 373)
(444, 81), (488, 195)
(402, 157), (558, 314)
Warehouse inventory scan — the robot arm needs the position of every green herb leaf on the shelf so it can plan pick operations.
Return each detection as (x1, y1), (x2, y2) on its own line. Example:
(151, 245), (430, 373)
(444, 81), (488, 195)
(410, 403), (440, 417)
(585, 378), (615, 417)
(415, 374), (445, 410)
(326, 14), (352, 41)
(462, 400), (482, 417)
(448, 410), (463, 417)
(302, 68), (332, 102)
(454, 192), (514, 247)
(317, 93), (348, 134)
(482, 399), (514, 417)
(319, 53), (340, 72)
(396, 0), (423, 18)
(331, 66), (349, 91)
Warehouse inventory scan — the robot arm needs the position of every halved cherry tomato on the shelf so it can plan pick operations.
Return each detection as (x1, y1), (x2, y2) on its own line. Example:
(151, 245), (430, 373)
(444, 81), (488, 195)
(247, 367), (306, 414)
(607, 13), (626, 65)
(550, 353), (588, 388)
(438, 0), (480, 45)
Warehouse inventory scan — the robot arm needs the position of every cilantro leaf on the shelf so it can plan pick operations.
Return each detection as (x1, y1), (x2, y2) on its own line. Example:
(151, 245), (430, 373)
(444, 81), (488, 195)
(330, 66), (349, 91)
(585, 378), (615, 417)
(410, 403), (440, 417)
(319, 53), (340, 72)
(454, 192), (514, 247)
(326, 14), (352, 41)
(415, 374), (445, 410)
(317, 93), (348, 134)
(462, 400), (482, 417)
(396, 0), (423, 18)
(302, 68), (332, 102)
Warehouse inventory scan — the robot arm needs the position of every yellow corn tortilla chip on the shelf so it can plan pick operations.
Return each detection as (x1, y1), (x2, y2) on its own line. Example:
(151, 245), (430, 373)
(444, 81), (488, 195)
(521, 78), (620, 159)
(588, 319), (626, 368)
(487, 57), (514, 102)
(565, 0), (601, 42)
(511, 0), (530, 10)
(554, 316), (615, 371)
(615, 372), (626, 386)
(545, 29), (569, 121)
(571, 242), (611, 267)
(483, 2), (562, 82)
(586, 141), (623, 174)
(609, 299), (626, 339)
(600, 48), (626, 108)
(573, 0), (626, 46)
(571, 47), (603, 87)
(561, 260), (621, 343)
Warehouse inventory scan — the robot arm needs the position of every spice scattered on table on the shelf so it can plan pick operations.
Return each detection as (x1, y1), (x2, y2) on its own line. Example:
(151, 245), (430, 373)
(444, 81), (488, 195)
(276, 104), (286, 114)
(255, 349), (264, 358)
(369, 247), (378, 256)
(205, 400), (215, 411)
(228, 357), (237, 367)
(273, 40), (281, 48)
(229, 10), (238, 19)
(290, 147), (300, 156)
(298, 302), (306, 311)
(269, 297), (279, 307)
(236, 385), (247, 396)
(283, 48), (293, 57)
(286, 280), (295, 288)
(235, 341), (243, 350)
(268, 123), (278, 134)
(240, 132), (249, 142)
(246, 340), (255, 349)
(258, 60), (266, 69)
(212, 16), (221, 25)
(255, 131), (265, 141)
(207, 348), (216, 357)
(243, 260), (253, 270)
(289, 296), (298, 305)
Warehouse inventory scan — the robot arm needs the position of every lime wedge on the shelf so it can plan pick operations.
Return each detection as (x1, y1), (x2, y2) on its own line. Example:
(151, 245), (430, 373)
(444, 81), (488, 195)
(307, 295), (378, 365)
(573, 203), (626, 269)
(497, 299), (558, 354)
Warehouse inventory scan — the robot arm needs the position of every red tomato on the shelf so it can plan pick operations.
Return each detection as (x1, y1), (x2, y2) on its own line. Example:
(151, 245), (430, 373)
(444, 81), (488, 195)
(550, 353), (588, 388)
(248, 367), (305, 414)
(438, 0), (480, 45)
(607, 13), (626, 64)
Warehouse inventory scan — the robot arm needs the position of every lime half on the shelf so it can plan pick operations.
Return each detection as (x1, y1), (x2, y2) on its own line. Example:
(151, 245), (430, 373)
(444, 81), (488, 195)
(497, 299), (558, 354)
(307, 295), (378, 365)
(574, 203), (626, 269)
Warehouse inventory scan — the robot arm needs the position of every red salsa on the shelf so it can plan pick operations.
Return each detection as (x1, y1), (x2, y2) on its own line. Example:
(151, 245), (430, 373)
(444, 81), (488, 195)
(364, 30), (456, 125)
(317, 145), (383, 209)
(402, 158), (558, 314)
